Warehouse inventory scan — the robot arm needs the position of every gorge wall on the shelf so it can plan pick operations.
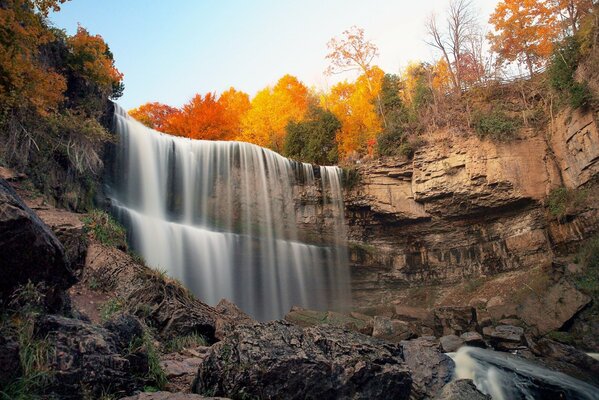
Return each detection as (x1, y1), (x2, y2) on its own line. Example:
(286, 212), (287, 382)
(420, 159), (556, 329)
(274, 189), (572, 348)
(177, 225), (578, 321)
(342, 108), (599, 308)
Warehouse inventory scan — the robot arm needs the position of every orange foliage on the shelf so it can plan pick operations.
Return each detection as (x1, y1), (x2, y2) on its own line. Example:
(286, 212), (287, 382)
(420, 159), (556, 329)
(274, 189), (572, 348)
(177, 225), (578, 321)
(322, 67), (383, 158)
(0, 0), (67, 114)
(488, 0), (560, 75)
(240, 75), (309, 151)
(67, 25), (124, 92)
(128, 102), (178, 132)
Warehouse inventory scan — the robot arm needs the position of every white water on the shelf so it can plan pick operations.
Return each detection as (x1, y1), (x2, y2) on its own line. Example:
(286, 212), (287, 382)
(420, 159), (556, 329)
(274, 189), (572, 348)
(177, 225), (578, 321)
(107, 105), (351, 320)
(451, 347), (599, 399)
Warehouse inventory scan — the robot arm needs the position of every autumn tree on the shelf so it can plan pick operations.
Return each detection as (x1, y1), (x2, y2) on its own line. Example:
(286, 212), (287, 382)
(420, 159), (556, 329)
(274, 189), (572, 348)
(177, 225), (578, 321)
(240, 75), (309, 151)
(128, 102), (178, 132)
(426, 0), (483, 91)
(488, 0), (560, 77)
(325, 26), (387, 125)
(553, 0), (594, 35)
(218, 87), (250, 139)
(0, 0), (68, 114)
(322, 67), (384, 158)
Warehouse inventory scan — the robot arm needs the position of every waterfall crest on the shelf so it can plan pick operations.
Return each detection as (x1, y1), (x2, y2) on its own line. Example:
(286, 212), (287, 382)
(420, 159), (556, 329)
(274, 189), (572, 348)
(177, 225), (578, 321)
(106, 105), (351, 320)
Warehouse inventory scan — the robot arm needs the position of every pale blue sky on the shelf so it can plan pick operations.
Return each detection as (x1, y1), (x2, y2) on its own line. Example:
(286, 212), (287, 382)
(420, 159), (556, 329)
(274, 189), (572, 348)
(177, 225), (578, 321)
(50, 0), (498, 109)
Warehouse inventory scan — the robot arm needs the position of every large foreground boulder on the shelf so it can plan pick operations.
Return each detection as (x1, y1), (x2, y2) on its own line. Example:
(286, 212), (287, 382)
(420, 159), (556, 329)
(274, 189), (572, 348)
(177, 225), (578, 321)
(401, 337), (454, 399)
(192, 321), (412, 399)
(36, 313), (148, 399)
(0, 178), (75, 309)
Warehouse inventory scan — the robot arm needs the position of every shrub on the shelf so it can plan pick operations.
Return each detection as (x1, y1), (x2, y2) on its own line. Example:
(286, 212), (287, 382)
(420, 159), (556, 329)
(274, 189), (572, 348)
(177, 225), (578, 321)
(472, 110), (520, 141)
(164, 332), (207, 353)
(83, 210), (127, 249)
(546, 187), (588, 221)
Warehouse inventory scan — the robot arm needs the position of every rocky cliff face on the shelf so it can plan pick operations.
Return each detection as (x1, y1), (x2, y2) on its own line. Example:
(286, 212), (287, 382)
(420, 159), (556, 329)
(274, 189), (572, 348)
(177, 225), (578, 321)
(344, 108), (599, 312)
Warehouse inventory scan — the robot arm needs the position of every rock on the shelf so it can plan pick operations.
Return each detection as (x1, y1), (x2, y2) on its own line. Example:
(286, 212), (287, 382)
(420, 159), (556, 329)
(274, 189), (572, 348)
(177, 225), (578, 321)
(284, 306), (374, 335)
(530, 338), (599, 381)
(433, 307), (478, 336)
(440, 335), (464, 352)
(103, 312), (145, 349)
(161, 358), (205, 378)
(35, 314), (147, 399)
(213, 298), (254, 340)
(483, 325), (524, 350)
(401, 336), (454, 399)
(0, 178), (74, 310)
(35, 206), (88, 278)
(84, 242), (232, 342)
(372, 315), (416, 342)
(435, 379), (490, 400)
(468, 298), (488, 309)
(120, 393), (229, 400)
(393, 305), (430, 321)
(192, 320), (412, 399)
(460, 332), (486, 348)
(0, 166), (26, 181)
(0, 336), (21, 386)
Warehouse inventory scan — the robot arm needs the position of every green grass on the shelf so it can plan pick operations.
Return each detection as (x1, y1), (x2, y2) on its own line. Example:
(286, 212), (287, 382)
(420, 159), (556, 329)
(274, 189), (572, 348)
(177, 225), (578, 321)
(83, 209), (127, 249)
(128, 332), (167, 390)
(99, 298), (123, 322)
(164, 332), (207, 353)
(472, 109), (521, 141)
(547, 187), (588, 221)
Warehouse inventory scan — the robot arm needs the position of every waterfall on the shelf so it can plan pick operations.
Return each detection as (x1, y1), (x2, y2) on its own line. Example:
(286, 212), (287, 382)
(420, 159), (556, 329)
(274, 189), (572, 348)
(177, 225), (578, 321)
(450, 347), (599, 400)
(105, 105), (351, 320)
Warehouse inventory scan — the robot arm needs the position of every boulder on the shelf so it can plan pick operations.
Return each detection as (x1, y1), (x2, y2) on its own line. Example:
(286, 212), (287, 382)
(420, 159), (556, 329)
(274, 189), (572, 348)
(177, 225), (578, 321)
(120, 393), (229, 400)
(482, 325), (524, 351)
(213, 298), (254, 340)
(435, 379), (491, 400)
(401, 336), (454, 399)
(0, 178), (74, 309)
(440, 335), (464, 352)
(0, 336), (21, 386)
(432, 307), (478, 336)
(460, 332), (486, 348)
(192, 321), (412, 399)
(372, 316), (417, 342)
(530, 338), (599, 382)
(284, 306), (373, 335)
(36, 314), (148, 399)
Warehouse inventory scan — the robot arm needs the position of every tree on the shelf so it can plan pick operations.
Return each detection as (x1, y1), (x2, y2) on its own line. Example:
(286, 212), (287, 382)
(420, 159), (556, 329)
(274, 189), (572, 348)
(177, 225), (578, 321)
(166, 92), (229, 140)
(325, 26), (386, 125)
(426, 0), (481, 91)
(67, 25), (124, 99)
(240, 75), (309, 151)
(128, 102), (179, 132)
(284, 105), (340, 165)
(322, 67), (384, 158)
(553, 0), (594, 35)
(488, 0), (560, 77)
(218, 87), (250, 140)
(0, 0), (67, 115)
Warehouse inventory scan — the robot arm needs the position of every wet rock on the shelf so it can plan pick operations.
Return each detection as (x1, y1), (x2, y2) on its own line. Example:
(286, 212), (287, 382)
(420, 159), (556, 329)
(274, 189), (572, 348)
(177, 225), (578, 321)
(440, 335), (464, 352)
(460, 332), (486, 348)
(372, 316), (416, 342)
(530, 338), (599, 382)
(120, 393), (229, 400)
(284, 307), (374, 335)
(0, 178), (74, 309)
(433, 307), (478, 336)
(435, 379), (490, 400)
(36, 314), (147, 399)
(401, 336), (454, 399)
(0, 336), (21, 386)
(193, 320), (412, 399)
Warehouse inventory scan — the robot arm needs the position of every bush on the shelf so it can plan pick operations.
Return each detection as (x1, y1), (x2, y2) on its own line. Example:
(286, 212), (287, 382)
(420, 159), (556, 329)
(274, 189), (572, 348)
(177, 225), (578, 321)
(83, 210), (127, 249)
(472, 110), (520, 141)
(284, 105), (340, 165)
(546, 187), (588, 221)
(341, 167), (361, 190)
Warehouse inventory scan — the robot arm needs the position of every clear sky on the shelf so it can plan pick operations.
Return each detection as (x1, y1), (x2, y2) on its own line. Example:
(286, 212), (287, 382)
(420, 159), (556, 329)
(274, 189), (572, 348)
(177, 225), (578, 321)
(50, 0), (498, 110)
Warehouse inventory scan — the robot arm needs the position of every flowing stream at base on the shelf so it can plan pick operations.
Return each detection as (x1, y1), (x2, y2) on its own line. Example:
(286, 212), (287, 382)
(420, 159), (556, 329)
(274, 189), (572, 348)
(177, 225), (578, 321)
(450, 347), (599, 400)
(106, 105), (351, 320)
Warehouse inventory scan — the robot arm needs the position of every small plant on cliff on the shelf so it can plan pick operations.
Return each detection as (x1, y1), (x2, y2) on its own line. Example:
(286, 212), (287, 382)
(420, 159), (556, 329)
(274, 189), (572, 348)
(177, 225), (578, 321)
(99, 298), (123, 322)
(128, 332), (167, 390)
(546, 187), (588, 222)
(164, 332), (207, 353)
(472, 109), (521, 141)
(341, 167), (361, 190)
(83, 210), (127, 250)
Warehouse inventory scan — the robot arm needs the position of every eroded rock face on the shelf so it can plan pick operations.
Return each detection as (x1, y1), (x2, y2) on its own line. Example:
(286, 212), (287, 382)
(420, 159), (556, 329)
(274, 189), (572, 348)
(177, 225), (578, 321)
(36, 314), (148, 399)
(120, 393), (229, 400)
(0, 178), (74, 309)
(0, 336), (21, 387)
(192, 321), (412, 400)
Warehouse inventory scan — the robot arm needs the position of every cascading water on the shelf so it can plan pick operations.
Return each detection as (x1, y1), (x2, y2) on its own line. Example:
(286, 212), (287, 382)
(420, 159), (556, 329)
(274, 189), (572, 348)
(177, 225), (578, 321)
(105, 105), (351, 320)
(450, 347), (599, 400)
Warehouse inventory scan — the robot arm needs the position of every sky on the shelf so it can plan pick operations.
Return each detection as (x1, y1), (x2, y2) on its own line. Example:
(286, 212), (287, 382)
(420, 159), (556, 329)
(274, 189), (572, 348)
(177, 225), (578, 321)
(50, 0), (498, 110)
